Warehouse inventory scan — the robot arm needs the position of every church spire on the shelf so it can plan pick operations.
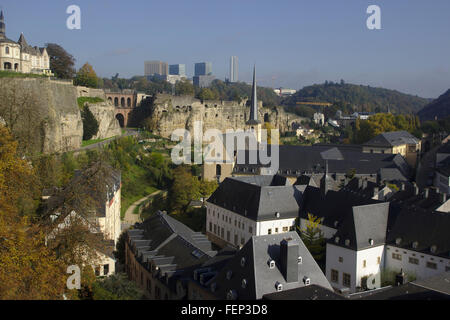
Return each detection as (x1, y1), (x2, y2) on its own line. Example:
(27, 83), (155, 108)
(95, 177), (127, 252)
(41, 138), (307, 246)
(247, 65), (261, 125)
(0, 10), (5, 37)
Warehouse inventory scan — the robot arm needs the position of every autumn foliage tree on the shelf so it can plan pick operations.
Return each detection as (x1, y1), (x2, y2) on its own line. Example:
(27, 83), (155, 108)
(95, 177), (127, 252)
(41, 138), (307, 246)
(0, 125), (66, 299)
(74, 63), (100, 88)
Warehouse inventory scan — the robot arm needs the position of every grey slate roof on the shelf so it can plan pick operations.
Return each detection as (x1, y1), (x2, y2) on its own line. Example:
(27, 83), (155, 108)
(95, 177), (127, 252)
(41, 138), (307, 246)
(233, 145), (411, 180)
(263, 284), (347, 300)
(209, 232), (332, 300)
(331, 202), (390, 251)
(207, 176), (304, 222)
(437, 142), (450, 155)
(300, 186), (383, 230)
(363, 131), (419, 148)
(386, 206), (450, 258)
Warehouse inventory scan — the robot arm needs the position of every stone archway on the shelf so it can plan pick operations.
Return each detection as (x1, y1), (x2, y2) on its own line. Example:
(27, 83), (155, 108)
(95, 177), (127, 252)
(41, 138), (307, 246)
(116, 113), (125, 128)
(114, 97), (119, 107)
(3, 62), (11, 70)
(264, 113), (269, 123)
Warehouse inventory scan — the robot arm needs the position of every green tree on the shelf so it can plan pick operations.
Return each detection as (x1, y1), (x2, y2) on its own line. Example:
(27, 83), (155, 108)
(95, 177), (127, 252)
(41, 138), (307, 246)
(45, 43), (76, 79)
(168, 166), (200, 213)
(175, 79), (195, 96)
(81, 105), (99, 141)
(297, 214), (326, 266)
(197, 88), (218, 101)
(74, 63), (99, 88)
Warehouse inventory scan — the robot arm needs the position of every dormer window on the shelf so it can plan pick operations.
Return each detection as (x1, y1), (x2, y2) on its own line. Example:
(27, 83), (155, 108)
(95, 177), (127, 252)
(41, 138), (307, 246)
(412, 241), (419, 249)
(303, 276), (311, 286)
(297, 256), (303, 264)
(226, 270), (233, 280)
(275, 282), (283, 291)
(241, 279), (247, 289)
(335, 237), (340, 244)
(240, 257), (246, 267)
(275, 212), (280, 218)
(226, 289), (238, 300)
(395, 238), (402, 245)
(345, 239), (350, 246)
(369, 239), (374, 246)
(430, 245), (437, 254)
(269, 260), (275, 269)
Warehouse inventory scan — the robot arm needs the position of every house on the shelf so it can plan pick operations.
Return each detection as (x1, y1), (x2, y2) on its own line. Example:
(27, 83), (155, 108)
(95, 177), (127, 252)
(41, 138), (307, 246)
(362, 131), (421, 168)
(206, 175), (302, 248)
(44, 165), (121, 277)
(0, 11), (52, 75)
(200, 232), (333, 300)
(125, 211), (217, 300)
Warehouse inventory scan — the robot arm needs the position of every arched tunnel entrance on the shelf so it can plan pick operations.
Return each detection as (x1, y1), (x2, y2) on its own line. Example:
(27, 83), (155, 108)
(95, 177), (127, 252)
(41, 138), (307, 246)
(116, 113), (125, 128)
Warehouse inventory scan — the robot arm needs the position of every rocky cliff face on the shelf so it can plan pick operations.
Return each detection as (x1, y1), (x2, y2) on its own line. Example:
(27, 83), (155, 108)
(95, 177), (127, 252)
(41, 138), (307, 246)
(150, 94), (306, 138)
(86, 101), (122, 140)
(0, 78), (83, 154)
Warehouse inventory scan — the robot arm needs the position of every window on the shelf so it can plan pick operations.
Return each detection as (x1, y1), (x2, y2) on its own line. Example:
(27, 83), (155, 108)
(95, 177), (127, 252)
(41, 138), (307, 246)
(289, 226), (295, 231)
(147, 279), (152, 293)
(362, 260), (367, 268)
(275, 228), (279, 233)
(103, 264), (109, 276)
(221, 228), (224, 238)
(338, 257), (343, 263)
(426, 262), (437, 270)
(5, 47), (9, 54)
(227, 231), (230, 242)
(392, 253), (402, 261)
(249, 226), (253, 233)
(234, 234), (238, 246)
(268, 229), (272, 235)
(377, 257), (381, 265)
(282, 227), (288, 232)
(343, 273), (351, 287)
(409, 257), (419, 265)
(213, 224), (217, 234)
(209, 222), (212, 232)
(241, 237), (245, 245)
(238, 221), (241, 229)
(331, 269), (339, 283)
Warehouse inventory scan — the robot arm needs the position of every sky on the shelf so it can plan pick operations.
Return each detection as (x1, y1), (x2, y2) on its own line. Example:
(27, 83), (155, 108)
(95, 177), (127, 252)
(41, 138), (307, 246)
(1, 0), (450, 98)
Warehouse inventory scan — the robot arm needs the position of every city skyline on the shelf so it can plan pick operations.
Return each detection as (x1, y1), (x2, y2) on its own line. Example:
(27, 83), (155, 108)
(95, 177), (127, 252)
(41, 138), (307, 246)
(0, 0), (449, 98)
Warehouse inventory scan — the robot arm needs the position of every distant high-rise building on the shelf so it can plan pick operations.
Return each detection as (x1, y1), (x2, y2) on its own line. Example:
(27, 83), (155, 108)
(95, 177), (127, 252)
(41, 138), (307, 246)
(194, 62), (212, 76)
(169, 64), (186, 76)
(144, 61), (168, 76)
(230, 56), (238, 82)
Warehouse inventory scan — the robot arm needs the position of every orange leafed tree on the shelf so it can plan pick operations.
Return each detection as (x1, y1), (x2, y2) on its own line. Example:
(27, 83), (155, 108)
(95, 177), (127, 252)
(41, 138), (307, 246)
(0, 125), (66, 299)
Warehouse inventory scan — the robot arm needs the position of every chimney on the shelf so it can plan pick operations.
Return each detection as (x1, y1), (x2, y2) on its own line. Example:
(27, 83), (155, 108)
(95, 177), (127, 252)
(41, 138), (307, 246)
(373, 187), (379, 198)
(414, 183), (419, 196)
(280, 238), (299, 283)
(362, 179), (368, 190)
(424, 188), (429, 199)
(441, 193), (448, 204)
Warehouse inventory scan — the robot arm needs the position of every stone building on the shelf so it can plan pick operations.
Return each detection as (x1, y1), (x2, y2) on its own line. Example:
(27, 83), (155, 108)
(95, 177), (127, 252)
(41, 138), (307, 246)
(0, 11), (51, 75)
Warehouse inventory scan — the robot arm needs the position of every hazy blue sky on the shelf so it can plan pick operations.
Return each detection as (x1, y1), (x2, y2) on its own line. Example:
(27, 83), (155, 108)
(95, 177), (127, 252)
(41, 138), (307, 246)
(1, 0), (449, 98)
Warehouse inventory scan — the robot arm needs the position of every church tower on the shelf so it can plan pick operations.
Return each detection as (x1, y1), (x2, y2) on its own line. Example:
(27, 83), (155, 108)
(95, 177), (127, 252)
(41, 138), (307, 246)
(246, 66), (262, 143)
(0, 11), (6, 38)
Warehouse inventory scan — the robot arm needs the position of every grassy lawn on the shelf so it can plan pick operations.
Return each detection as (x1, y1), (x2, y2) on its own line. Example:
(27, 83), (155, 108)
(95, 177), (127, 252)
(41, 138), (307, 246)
(0, 71), (48, 78)
(120, 164), (158, 219)
(77, 96), (104, 109)
(81, 137), (111, 147)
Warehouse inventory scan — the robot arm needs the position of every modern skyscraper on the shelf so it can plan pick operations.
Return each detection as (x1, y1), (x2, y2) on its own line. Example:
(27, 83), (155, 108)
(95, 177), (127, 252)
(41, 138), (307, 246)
(144, 61), (168, 76)
(230, 56), (238, 82)
(169, 64), (186, 76)
(194, 62), (212, 76)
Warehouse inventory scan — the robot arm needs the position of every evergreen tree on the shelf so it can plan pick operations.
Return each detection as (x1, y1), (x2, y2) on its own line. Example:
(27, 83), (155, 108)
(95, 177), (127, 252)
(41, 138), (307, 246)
(81, 105), (99, 141)
(298, 214), (326, 266)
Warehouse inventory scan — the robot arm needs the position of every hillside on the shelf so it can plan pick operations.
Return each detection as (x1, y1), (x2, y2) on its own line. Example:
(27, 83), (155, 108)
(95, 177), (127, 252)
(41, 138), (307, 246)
(417, 89), (450, 121)
(282, 82), (430, 114)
